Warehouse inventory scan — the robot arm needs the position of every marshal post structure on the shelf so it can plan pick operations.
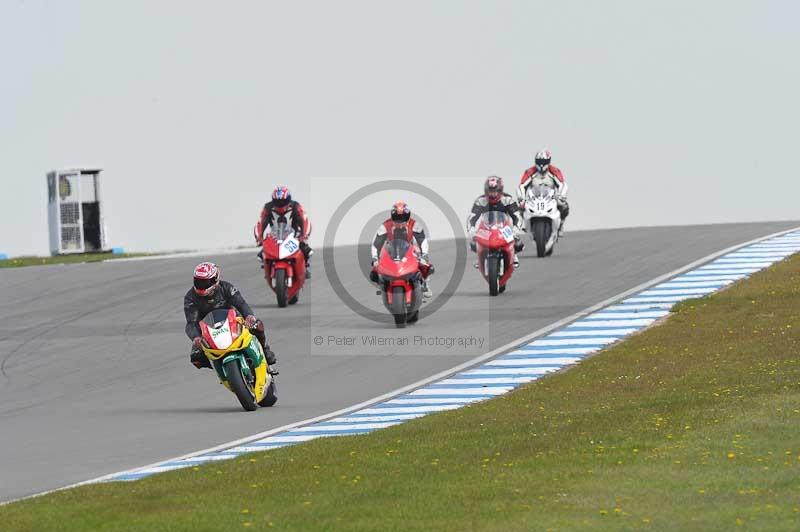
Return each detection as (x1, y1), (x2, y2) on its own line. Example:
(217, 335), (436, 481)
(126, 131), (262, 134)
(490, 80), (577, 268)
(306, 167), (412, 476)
(46, 168), (109, 255)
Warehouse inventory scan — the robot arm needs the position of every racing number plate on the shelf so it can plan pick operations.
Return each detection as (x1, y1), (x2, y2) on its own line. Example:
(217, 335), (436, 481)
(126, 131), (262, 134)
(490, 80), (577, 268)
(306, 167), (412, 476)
(501, 226), (515, 243)
(280, 238), (299, 259)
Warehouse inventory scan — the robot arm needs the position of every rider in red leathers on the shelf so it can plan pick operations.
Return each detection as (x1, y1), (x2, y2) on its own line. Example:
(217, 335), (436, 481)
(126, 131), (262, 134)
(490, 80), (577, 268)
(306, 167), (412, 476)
(518, 149), (570, 236)
(255, 185), (313, 277)
(369, 201), (435, 298)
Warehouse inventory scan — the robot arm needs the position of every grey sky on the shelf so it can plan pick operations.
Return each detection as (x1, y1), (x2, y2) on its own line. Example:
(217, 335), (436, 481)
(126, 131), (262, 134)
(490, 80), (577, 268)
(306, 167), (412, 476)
(2, 1), (798, 256)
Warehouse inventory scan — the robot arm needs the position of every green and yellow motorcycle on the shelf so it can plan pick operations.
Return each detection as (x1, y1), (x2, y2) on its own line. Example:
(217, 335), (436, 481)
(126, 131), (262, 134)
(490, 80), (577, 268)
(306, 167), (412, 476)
(199, 308), (277, 412)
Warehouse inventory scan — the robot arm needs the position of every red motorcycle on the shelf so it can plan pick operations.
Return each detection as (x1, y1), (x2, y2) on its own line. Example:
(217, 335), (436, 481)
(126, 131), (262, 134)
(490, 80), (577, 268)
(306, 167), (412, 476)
(375, 239), (424, 328)
(261, 222), (306, 307)
(473, 211), (516, 296)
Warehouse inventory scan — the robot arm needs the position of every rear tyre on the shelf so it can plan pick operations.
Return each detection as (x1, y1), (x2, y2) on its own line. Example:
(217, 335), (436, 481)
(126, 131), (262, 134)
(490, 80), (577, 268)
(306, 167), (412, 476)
(533, 220), (551, 258)
(258, 381), (278, 407)
(289, 294), (299, 305)
(391, 286), (407, 328)
(407, 310), (419, 324)
(225, 360), (258, 412)
(499, 283), (507, 294)
(275, 269), (288, 308)
(487, 255), (499, 296)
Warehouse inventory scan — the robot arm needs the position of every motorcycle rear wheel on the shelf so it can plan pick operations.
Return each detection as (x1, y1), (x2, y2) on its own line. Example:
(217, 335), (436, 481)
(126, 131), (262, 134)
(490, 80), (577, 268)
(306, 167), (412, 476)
(225, 360), (258, 412)
(275, 269), (288, 308)
(258, 381), (278, 407)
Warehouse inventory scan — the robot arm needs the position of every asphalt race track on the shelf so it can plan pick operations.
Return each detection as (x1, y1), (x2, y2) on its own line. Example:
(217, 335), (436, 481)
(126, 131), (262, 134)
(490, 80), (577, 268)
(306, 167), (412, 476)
(1, 221), (796, 502)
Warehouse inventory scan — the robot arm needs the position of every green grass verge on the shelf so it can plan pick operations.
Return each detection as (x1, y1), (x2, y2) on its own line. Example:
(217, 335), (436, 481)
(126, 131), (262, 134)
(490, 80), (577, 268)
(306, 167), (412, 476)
(0, 252), (150, 268)
(3, 257), (800, 531)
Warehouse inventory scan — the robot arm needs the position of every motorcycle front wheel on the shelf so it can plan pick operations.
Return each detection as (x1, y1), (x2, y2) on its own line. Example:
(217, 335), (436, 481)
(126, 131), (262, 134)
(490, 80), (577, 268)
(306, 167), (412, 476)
(225, 360), (258, 412)
(275, 269), (288, 308)
(533, 220), (551, 258)
(487, 255), (500, 296)
(391, 286), (407, 328)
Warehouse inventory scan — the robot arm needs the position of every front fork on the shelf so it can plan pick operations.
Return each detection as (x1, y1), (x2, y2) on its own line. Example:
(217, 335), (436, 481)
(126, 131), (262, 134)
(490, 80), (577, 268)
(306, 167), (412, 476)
(482, 250), (506, 277)
(385, 278), (419, 306)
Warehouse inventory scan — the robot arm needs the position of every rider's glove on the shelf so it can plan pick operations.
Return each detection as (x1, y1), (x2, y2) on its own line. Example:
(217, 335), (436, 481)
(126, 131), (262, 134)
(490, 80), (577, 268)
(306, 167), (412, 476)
(190, 348), (209, 369)
(244, 315), (257, 329)
(192, 337), (203, 349)
(371, 258), (379, 268)
(420, 253), (431, 265)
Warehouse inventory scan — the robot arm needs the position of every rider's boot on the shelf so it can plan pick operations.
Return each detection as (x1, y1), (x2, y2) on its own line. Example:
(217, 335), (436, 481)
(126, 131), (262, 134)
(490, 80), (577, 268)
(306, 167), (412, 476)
(251, 321), (277, 367)
(301, 244), (313, 278)
(422, 279), (433, 299)
(557, 204), (569, 237)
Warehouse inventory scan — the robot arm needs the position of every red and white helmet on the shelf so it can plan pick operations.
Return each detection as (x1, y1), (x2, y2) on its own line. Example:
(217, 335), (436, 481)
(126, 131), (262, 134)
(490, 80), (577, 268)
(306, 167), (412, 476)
(484, 176), (504, 205)
(193, 262), (220, 296)
(535, 149), (552, 174)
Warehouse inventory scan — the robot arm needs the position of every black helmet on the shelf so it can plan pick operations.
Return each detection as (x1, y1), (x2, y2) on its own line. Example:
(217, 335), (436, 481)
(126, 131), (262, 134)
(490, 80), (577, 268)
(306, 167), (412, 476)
(390, 200), (411, 223)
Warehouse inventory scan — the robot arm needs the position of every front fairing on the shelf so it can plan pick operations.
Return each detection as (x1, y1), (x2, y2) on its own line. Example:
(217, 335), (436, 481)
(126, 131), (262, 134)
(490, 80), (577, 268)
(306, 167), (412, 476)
(262, 223), (301, 260)
(200, 309), (246, 358)
(524, 185), (558, 218)
(376, 240), (420, 279)
(473, 212), (514, 249)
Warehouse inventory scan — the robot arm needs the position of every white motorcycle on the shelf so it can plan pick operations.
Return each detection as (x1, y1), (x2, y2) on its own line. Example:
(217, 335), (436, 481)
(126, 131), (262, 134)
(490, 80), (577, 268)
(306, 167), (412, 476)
(522, 183), (561, 257)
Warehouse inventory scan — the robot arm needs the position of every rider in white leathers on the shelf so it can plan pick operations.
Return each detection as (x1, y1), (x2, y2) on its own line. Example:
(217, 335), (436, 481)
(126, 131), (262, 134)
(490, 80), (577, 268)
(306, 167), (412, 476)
(518, 149), (570, 236)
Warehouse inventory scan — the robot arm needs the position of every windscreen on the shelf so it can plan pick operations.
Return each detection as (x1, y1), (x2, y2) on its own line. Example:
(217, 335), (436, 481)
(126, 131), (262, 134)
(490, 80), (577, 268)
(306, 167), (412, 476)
(270, 222), (294, 241)
(480, 211), (510, 227)
(531, 183), (554, 198)
(202, 308), (235, 328)
(383, 239), (412, 261)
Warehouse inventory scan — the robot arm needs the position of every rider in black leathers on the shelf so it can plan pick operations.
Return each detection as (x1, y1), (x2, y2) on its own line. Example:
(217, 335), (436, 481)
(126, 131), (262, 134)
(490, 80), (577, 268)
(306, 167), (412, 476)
(184, 262), (277, 369)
